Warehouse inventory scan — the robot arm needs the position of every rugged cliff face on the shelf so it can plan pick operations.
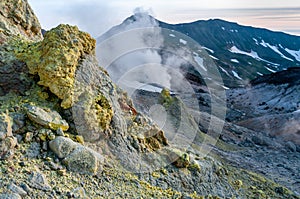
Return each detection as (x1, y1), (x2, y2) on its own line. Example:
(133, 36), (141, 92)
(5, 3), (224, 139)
(0, 0), (299, 199)
(0, 0), (43, 43)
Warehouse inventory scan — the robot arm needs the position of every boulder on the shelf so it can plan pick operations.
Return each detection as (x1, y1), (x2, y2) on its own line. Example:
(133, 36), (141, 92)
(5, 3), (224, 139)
(26, 105), (69, 131)
(64, 146), (99, 175)
(8, 182), (27, 197)
(49, 136), (103, 174)
(49, 136), (77, 158)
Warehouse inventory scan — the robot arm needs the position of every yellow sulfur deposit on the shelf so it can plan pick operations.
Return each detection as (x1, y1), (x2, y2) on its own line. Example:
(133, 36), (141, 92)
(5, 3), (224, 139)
(16, 24), (96, 109)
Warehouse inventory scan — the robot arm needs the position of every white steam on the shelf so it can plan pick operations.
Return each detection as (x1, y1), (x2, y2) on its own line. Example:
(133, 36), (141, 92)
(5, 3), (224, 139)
(97, 10), (170, 92)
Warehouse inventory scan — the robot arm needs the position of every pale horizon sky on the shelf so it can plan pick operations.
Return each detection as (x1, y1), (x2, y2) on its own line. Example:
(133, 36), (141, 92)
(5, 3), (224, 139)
(28, 0), (300, 37)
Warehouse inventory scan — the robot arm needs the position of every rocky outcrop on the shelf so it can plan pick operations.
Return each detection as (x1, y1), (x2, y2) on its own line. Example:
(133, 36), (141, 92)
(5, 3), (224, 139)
(226, 68), (300, 144)
(0, 0), (43, 43)
(16, 24), (96, 108)
(72, 54), (169, 172)
(0, 39), (34, 96)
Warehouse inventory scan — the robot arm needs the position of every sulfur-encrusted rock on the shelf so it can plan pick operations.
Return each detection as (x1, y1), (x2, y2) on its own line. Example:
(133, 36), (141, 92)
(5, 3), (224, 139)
(72, 55), (115, 142)
(49, 136), (103, 174)
(166, 148), (190, 168)
(26, 105), (69, 131)
(0, 0), (43, 43)
(16, 24), (96, 108)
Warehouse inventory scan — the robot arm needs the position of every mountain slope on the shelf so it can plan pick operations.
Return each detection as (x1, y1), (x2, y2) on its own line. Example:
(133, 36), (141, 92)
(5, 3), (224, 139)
(159, 18), (300, 86)
(98, 14), (300, 88)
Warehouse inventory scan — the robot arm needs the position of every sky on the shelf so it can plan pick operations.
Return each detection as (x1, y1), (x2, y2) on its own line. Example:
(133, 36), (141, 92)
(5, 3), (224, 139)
(28, 0), (300, 37)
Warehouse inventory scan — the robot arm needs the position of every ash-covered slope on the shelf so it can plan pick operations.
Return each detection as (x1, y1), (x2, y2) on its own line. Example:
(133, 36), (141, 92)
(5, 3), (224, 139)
(227, 67), (300, 144)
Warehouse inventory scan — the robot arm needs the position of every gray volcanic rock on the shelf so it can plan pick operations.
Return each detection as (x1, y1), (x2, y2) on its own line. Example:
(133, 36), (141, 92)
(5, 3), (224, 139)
(0, 112), (12, 140)
(0, 0), (43, 43)
(49, 136), (104, 174)
(28, 171), (51, 191)
(26, 105), (69, 131)
(226, 68), (300, 144)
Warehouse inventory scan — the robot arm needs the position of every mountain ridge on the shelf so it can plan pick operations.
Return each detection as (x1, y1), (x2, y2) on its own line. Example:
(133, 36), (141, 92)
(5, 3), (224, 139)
(99, 14), (300, 87)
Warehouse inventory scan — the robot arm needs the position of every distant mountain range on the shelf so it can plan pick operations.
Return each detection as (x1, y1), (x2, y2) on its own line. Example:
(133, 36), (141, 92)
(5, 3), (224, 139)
(98, 14), (300, 88)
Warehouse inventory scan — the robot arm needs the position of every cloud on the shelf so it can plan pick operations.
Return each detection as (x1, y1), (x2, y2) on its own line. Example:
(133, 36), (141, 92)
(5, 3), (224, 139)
(29, 0), (127, 36)
(28, 0), (300, 37)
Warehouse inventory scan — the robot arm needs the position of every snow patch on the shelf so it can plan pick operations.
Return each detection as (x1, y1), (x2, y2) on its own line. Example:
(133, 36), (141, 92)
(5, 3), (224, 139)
(179, 39), (187, 45)
(265, 43), (294, 61)
(209, 55), (219, 60)
(285, 48), (300, 62)
(232, 70), (242, 80)
(222, 27), (225, 30)
(260, 40), (268, 47)
(222, 85), (230, 90)
(169, 34), (176, 37)
(121, 80), (164, 93)
(219, 66), (230, 76)
(257, 72), (263, 76)
(229, 46), (280, 66)
(230, 46), (260, 59)
(253, 38), (259, 45)
(230, 59), (239, 63)
(201, 46), (214, 53)
(265, 66), (276, 73)
(194, 55), (207, 71)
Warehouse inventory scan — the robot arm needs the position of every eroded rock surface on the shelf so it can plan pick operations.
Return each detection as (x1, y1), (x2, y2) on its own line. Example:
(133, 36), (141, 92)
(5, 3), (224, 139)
(49, 136), (103, 174)
(0, 0), (43, 43)
(16, 24), (96, 108)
